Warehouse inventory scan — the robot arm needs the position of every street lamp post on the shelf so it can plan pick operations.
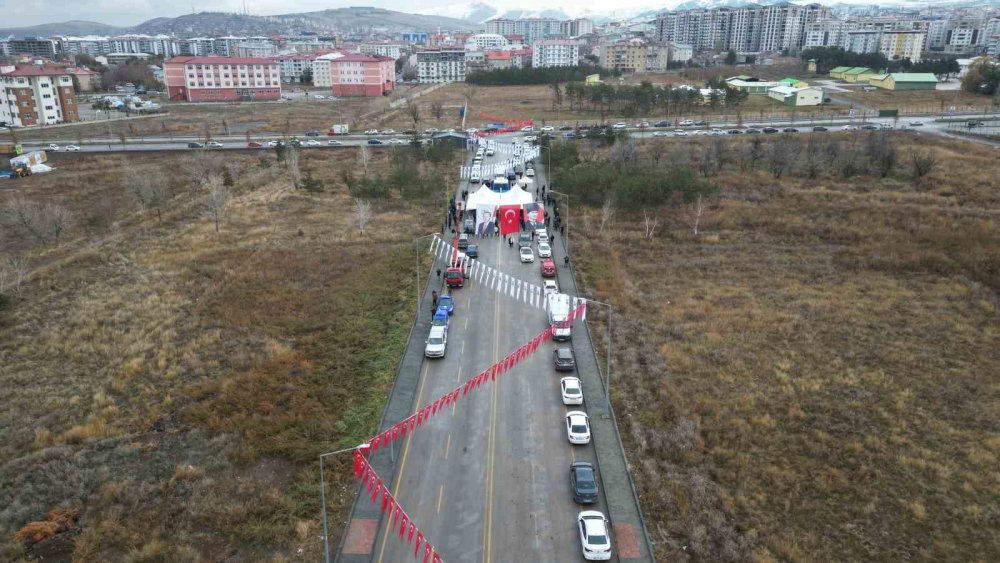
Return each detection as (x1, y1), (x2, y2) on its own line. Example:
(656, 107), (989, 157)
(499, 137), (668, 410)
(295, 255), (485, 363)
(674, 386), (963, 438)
(320, 443), (369, 563)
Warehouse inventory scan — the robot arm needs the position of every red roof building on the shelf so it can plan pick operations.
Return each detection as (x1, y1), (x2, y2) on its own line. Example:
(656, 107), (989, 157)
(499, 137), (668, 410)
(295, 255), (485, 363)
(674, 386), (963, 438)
(164, 56), (281, 102)
(0, 65), (79, 127)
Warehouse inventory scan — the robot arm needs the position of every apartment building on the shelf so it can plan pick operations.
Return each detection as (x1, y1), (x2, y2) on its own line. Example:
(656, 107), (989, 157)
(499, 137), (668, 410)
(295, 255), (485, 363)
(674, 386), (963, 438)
(6, 38), (59, 58)
(880, 30), (925, 62)
(312, 52), (344, 87)
(323, 53), (395, 97)
(464, 34), (509, 52)
(600, 40), (647, 73)
(483, 17), (590, 44)
(359, 44), (405, 59)
(533, 40), (580, 68)
(269, 53), (315, 83)
(164, 56), (281, 102)
(237, 42), (276, 58)
(842, 30), (882, 54)
(416, 49), (466, 83)
(656, 3), (829, 54)
(0, 66), (79, 127)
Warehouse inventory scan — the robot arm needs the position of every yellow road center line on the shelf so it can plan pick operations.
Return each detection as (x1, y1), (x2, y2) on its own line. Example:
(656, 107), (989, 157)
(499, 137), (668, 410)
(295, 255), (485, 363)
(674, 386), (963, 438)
(445, 434), (451, 460)
(437, 485), (444, 513)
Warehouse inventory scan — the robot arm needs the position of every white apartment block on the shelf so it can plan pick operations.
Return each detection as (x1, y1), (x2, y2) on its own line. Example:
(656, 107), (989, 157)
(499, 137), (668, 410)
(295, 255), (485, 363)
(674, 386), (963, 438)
(483, 17), (580, 44)
(464, 34), (509, 52)
(359, 44), (404, 59)
(0, 67), (79, 127)
(237, 42), (276, 58)
(416, 49), (466, 83)
(312, 53), (344, 87)
(880, 30), (924, 62)
(842, 30), (882, 54)
(656, 3), (829, 54)
(533, 40), (580, 67)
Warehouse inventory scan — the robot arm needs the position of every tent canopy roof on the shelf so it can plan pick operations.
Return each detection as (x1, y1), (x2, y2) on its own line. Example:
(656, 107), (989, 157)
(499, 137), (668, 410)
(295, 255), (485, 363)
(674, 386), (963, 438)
(467, 184), (534, 209)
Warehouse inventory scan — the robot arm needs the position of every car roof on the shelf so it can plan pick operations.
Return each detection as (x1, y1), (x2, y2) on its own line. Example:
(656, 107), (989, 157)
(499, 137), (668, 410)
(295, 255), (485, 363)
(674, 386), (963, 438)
(580, 512), (607, 534)
(557, 348), (573, 357)
(428, 326), (446, 337)
(561, 377), (581, 388)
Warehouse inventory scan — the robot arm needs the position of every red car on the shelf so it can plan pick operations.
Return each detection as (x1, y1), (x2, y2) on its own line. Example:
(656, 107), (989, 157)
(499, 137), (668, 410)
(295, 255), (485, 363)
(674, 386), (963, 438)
(444, 267), (465, 288)
(247, 141), (263, 148)
(540, 260), (556, 278)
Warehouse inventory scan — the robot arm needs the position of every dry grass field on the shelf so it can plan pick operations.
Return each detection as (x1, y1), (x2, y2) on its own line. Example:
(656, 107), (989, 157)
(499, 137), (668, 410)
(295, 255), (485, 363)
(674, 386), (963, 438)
(566, 133), (1000, 561)
(0, 147), (449, 560)
(834, 87), (996, 113)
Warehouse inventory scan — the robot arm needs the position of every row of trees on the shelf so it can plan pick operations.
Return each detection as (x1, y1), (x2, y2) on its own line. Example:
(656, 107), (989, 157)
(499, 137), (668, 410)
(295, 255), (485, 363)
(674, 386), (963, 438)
(466, 66), (621, 86)
(802, 46), (961, 78)
(557, 80), (748, 119)
(961, 58), (1000, 96)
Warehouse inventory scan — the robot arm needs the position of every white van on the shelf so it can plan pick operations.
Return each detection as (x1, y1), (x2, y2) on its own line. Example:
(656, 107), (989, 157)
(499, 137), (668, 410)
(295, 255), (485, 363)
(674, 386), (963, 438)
(471, 169), (481, 183)
(425, 325), (448, 358)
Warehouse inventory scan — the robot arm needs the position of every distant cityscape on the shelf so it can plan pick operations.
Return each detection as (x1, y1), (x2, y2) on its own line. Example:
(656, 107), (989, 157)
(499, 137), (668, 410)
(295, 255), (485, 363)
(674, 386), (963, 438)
(1, 2), (998, 127)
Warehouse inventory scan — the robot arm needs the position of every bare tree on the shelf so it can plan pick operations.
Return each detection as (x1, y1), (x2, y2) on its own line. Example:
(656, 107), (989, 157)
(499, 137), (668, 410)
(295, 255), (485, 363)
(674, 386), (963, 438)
(642, 209), (659, 240)
(203, 177), (229, 233)
(2, 197), (72, 246)
(599, 197), (615, 234)
(910, 149), (937, 182)
(680, 194), (713, 237)
(430, 100), (444, 120)
(698, 143), (717, 177)
(287, 146), (302, 189)
(405, 101), (421, 129)
(610, 137), (638, 168)
(126, 168), (166, 221)
(866, 131), (896, 178)
(0, 255), (29, 296)
(768, 135), (801, 179)
(359, 144), (370, 175)
(353, 198), (372, 235)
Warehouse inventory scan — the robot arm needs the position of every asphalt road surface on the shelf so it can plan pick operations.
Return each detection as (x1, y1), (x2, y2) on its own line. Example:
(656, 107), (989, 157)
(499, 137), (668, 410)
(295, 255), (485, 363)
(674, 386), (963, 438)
(367, 141), (616, 562)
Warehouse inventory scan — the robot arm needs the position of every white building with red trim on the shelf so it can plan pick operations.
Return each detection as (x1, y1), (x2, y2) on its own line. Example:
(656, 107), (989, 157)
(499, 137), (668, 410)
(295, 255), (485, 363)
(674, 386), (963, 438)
(164, 56), (281, 102)
(312, 53), (395, 96)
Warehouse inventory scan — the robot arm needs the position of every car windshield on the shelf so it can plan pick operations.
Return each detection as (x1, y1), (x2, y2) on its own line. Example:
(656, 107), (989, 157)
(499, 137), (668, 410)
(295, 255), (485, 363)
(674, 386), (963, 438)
(521, 249), (531, 255)
(428, 337), (443, 345)
(571, 424), (587, 433)
(565, 386), (580, 395)
(445, 271), (461, 279)
(558, 350), (573, 359)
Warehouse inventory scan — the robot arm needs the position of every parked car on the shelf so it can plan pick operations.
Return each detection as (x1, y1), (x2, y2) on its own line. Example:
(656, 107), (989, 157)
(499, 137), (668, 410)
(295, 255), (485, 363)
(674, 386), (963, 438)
(207, 141), (224, 148)
(745, 128), (761, 134)
(540, 259), (556, 277)
(762, 127), (779, 134)
(525, 168), (535, 177)
(188, 142), (204, 148)
(672, 130), (688, 136)
(521, 125), (534, 132)
(537, 242), (552, 258)
(247, 141), (263, 148)
(577, 511), (612, 560)
(841, 124), (858, 131)
(569, 461), (598, 503)
(561, 377), (584, 406)
(565, 411), (591, 444)
(554, 347), (576, 371)
(679, 119), (695, 126)
(424, 325), (448, 358)
(380, 129), (395, 135)
(65, 145), (80, 151)
(458, 233), (469, 250)
(540, 126), (555, 132)
(694, 120), (709, 126)
(328, 140), (343, 145)
(305, 130), (321, 136)
(519, 246), (535, 263)
(304, 140), (321, 146)
(861, 124), (879, 130)
(612, 122), (627, 130)
(437, 294), (455, 315)
(559, 125), (574, 131)
(365, 129), (379, 135)
(466, 244), (479, 258)
(653, 131), (668, 137)
(782, 127), (799, 133)
(367, 139), (384, 145)
(812, 126), (828, 132)
(543, 280), (559, 295)
(48, 144), (60, 151)
(654, 120), (671, 127)
(727, 129), (743, 135)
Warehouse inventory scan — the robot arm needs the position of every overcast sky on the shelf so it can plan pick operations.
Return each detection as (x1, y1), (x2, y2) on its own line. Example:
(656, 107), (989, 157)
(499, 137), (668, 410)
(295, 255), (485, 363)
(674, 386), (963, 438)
(3, 0), (903, 28)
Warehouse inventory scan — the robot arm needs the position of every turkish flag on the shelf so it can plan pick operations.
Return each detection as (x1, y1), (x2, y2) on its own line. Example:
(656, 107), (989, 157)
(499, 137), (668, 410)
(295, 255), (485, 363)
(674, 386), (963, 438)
(407, 521), (414, 543)
(498, 205), (521, 236)
(423, 544), (433, 563)
(415, 532), (423, 556)
(353, 450), (364, 477)
(371, 434), (381, 453)
(393, 505), (401, 530)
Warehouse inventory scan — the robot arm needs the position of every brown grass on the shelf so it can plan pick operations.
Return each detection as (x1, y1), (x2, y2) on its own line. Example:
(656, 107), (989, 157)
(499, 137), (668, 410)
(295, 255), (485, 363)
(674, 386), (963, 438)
(834, 87), (995, 113)
(0, 146), (450, 559)
(569, 133), (1000, 561)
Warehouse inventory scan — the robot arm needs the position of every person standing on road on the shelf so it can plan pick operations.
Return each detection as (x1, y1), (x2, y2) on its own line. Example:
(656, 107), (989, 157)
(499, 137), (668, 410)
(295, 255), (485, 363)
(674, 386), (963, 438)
(560, 224), (565, 236)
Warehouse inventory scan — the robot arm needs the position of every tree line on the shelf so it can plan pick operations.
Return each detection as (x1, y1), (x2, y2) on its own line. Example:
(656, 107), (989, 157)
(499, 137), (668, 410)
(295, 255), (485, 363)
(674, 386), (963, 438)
(802, 47), (960, 78)
(556, 79), (748, 119)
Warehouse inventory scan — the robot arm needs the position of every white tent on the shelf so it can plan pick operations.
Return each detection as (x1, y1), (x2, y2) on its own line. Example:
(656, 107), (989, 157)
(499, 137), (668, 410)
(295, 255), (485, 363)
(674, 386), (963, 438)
(467, 184), (534, 209)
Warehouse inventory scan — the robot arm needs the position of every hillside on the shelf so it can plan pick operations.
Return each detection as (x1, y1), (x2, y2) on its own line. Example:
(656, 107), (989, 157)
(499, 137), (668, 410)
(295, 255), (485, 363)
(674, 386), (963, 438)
(1, 8), (477, 39)
(0, 20), (122, 38)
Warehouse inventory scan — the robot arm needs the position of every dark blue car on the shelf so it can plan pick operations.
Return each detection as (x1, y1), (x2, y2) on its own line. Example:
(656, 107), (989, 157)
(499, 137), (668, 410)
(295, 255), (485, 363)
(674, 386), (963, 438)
(432, 309), (449, 329)
(466, 244), (479, 258)
(437, 294), (454, 315)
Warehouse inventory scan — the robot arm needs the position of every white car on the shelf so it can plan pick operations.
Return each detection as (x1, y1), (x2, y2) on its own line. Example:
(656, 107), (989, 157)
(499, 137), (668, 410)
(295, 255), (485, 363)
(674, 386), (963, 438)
(380, 129), (395, 135)
(267, 140), (280, 147)
(672, 130), (688, 136)
(313, 94), (325, 99)
(523, 135), (537, 142)
(653, 131), (668, 137)
(612, 122), (627, 129)
(540, 125), (555, 132)
(486, 148), (495, 156)
(304, 140), (321, 146)
(519, 246), (535, 263)
(693, 129), (708, 136)
(561, 377), (583, 405)
(48, 143), (60, 151)
(465, 128), (479, 134)
(909, 121), (924, 127)
(537, 232), (549, 244)
(328, 140), (343, 145)
(537, 242), (552, 258)
(679, 119), (694, 126)
(578, 511), (612, 561)
(521, 125), (534, 132)
(390, 138), (407, 145)
(424, 325), (447, 358)
(365, 129), (379, 135)
(207, 141), (224, 148)
(841, 124), (858, 131)
(636, 121), (650, 128)
(565, 411), (591, 444)
(543, 280), (558, 295)
(65, 145), (80, 152)
(525, 168), (535, 177)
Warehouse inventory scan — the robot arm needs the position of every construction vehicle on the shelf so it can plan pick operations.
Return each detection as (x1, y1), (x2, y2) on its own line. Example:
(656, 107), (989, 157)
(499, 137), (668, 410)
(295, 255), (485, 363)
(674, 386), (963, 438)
(1, 143), (24, 157)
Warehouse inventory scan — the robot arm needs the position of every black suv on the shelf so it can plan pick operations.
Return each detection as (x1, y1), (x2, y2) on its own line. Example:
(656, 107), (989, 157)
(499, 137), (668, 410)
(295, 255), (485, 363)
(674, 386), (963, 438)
(762, 127), (779, 134)
(812, 126), (828, 132)
(554, 347), (576, 371)
(570, 462), (598, 504)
